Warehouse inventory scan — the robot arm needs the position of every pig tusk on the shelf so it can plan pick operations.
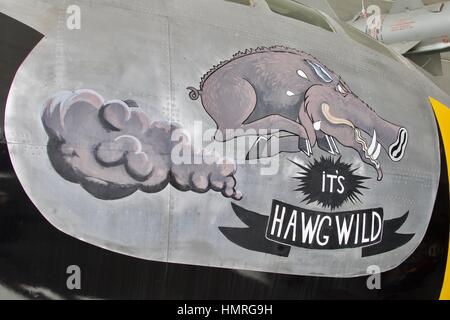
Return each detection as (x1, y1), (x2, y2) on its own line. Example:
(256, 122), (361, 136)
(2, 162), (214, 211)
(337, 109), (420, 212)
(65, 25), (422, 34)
(372, 143), (382, 160)
(367, 130), (377, 156)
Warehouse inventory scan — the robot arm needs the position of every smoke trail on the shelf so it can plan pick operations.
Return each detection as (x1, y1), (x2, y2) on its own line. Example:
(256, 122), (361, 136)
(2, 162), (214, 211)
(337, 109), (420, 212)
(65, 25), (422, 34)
(42, 89), (242, 200)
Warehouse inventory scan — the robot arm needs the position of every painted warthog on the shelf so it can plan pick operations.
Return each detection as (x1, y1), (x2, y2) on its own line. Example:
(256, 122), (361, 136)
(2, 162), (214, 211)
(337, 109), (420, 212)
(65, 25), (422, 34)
(188, 46), (408, 180)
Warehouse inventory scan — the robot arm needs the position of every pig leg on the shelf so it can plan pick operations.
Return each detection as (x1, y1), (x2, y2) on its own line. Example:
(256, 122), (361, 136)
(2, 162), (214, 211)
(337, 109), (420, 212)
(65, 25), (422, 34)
(208, 78), (258, 142)
(299, 100), (317, 147)
(246, 135), (305, 160)
(299, 100), (339, 155)
(239, 115), (312, 156)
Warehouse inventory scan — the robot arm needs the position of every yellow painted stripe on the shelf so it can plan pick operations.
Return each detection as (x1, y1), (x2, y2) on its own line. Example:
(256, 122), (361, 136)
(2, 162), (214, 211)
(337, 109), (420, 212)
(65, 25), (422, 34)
(429, 97), (450, 300)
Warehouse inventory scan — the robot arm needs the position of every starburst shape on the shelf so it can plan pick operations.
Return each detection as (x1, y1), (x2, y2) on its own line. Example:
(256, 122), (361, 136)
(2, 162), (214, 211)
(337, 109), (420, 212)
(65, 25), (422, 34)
(291, 157), (369, 211)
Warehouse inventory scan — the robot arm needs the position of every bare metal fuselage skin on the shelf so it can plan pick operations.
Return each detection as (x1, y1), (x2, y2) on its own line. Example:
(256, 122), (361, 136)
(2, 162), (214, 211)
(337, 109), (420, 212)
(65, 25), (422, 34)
(1, 0), (449, 281)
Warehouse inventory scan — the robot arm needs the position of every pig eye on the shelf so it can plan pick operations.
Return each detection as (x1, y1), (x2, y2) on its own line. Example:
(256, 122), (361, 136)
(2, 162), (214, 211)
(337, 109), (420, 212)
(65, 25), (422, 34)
(337, 84), (348, 95)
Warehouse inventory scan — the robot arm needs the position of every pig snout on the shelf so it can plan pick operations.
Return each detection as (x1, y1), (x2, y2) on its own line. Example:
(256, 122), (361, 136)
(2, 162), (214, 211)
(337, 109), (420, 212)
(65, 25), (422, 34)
(300, 85), (408, 181)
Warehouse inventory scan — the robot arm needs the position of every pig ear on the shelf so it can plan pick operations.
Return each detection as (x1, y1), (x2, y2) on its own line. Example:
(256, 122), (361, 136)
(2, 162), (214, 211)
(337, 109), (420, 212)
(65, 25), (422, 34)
(305, 60), (333, 83)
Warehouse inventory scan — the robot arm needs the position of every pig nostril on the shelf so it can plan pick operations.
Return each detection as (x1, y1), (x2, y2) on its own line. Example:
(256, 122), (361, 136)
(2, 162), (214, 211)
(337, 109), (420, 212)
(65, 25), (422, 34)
(389, 128), (408, 161)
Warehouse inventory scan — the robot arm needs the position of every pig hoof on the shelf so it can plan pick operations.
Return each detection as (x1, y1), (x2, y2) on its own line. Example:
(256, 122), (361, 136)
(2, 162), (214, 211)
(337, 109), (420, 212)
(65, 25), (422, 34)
(317, 134), (340, 155)
(299, 138), (312, 157)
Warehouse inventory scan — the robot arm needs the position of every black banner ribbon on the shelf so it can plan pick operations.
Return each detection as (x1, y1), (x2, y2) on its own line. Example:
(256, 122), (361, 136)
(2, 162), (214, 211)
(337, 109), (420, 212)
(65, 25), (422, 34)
(219, 201), (414, 257)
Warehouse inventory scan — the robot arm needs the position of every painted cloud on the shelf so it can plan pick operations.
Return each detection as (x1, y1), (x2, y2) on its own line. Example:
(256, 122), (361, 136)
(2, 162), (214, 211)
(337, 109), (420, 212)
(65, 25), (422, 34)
(42, 89), (242, 200)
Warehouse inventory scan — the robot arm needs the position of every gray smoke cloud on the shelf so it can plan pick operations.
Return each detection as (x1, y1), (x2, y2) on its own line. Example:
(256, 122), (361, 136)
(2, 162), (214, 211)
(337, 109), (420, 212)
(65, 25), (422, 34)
(42, 89), (242, 200)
